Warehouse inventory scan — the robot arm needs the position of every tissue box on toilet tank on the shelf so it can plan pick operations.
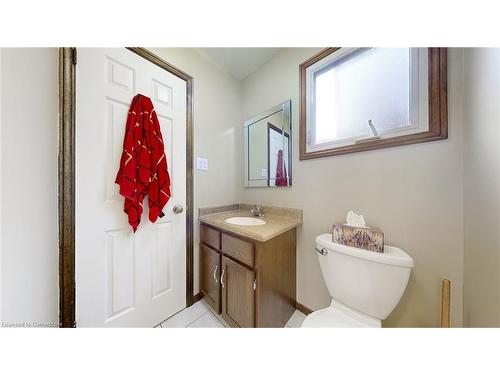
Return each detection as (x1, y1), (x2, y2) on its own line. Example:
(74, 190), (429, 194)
(332, 224), (384, 253)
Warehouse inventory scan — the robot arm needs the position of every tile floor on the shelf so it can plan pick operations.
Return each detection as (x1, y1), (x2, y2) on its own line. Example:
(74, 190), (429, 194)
(155, 299), (307, 328)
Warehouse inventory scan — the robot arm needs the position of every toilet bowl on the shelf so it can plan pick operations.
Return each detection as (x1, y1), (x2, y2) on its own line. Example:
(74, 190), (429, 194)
(302, 233), (414, 328)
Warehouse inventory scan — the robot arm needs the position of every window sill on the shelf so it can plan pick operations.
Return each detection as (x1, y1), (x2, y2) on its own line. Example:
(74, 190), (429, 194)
(300, 128), (448, 160)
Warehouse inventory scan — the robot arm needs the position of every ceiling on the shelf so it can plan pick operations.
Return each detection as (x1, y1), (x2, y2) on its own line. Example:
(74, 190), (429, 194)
(196, 48), (281, 80)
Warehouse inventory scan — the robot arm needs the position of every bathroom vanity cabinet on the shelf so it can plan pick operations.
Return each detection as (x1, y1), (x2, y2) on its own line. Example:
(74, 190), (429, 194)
(200, 223), (296, 328)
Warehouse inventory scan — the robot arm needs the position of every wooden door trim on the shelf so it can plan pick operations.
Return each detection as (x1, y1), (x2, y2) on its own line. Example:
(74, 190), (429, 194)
(58, 47), (195, 328)
(59, 48), (76, 328)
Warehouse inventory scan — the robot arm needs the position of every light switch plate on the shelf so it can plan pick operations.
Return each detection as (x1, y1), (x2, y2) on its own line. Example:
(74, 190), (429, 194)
(196, 157), (208, 171)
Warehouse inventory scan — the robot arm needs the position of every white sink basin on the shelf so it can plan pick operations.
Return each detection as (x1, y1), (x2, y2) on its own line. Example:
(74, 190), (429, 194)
(224, 217), (266, 226)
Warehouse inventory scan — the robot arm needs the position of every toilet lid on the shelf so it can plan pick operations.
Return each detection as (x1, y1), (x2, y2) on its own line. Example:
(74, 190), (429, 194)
(301, 307), (379, 328)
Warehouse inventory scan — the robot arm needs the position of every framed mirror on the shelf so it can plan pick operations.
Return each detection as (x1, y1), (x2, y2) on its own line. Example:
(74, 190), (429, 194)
(244, 100), (292, 187)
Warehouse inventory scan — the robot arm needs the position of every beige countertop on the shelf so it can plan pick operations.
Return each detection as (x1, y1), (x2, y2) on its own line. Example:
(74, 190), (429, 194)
(198, 204), (302, 242)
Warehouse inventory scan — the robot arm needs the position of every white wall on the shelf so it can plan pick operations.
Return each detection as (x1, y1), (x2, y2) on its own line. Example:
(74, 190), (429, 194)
(463, 48), (500, 327)
(0, 48), (59, 326)
(238, 48), (465, 327)
(149, 48), (241, 293)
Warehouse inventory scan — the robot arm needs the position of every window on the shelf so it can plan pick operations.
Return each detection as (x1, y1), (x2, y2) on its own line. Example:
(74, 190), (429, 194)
(299, 48), (447, 159)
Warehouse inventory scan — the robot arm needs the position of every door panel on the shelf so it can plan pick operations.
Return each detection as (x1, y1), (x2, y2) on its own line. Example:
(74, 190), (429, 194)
(221, 256), (255, 328)
(151, 222), (173, 299)
(200, 244), (221, 313)
(76, 48), (187, 327)
(105, 229), (135, 321)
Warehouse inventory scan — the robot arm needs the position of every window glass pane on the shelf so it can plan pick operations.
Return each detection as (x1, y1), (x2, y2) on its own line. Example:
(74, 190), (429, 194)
(314, 48), (410, 145)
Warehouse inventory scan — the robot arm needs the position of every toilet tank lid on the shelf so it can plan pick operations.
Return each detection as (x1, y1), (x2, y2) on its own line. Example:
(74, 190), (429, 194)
(316, 233), (414, 268)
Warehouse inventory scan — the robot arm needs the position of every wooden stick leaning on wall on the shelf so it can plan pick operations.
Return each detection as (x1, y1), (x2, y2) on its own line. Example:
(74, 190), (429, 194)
(441, 279), (451, 328)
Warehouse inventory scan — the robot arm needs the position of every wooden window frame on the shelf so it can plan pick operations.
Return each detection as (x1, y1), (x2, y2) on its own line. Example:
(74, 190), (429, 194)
(299, 48), (448, 160)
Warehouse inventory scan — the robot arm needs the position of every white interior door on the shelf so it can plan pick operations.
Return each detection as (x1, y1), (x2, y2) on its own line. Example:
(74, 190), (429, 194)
(76, 48), (187, 327)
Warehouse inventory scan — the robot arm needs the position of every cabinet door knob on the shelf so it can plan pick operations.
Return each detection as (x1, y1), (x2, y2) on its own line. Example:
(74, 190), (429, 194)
(220, 269), (225, 288)
(173, 204), (184, 214)
(213, 265), (218, 283)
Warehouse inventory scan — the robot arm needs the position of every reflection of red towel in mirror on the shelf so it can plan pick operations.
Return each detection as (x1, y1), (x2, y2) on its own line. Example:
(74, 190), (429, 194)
(275, 149), (288, 186)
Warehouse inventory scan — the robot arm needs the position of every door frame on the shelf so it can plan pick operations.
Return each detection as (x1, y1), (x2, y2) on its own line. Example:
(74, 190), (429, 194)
(58, 47), (194, 328)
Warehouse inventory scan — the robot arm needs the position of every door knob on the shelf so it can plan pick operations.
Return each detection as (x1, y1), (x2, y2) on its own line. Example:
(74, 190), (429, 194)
(173, 204), (184, 214)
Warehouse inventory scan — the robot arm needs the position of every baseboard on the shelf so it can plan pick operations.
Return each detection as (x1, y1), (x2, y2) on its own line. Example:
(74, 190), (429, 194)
(192, 292), (203, 304)
(295, 301), (313, 315)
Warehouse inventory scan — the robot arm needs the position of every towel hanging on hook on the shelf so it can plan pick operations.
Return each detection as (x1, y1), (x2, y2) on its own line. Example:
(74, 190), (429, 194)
(115, 94), (171, 232)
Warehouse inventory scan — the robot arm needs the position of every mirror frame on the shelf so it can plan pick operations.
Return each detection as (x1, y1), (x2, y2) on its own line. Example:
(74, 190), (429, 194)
(244, 100), (292, 187)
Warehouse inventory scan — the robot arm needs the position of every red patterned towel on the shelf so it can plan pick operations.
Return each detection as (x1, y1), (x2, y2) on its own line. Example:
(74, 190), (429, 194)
(275, 149), (288, 186)
(115, 94), (171, 232)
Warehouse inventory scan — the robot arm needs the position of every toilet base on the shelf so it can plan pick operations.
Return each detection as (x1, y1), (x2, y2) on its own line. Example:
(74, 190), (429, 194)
(301, 299), (381, 328)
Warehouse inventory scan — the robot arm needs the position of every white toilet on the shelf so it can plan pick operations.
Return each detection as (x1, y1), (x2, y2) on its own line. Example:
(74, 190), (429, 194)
(302, 233), (414, 328)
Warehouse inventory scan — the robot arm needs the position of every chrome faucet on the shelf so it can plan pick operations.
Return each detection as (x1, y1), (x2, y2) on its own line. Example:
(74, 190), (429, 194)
(250, 205), (264, 218)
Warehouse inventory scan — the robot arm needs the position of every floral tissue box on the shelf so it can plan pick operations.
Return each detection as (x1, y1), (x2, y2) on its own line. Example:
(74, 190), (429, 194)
(332, 224), (384, 253)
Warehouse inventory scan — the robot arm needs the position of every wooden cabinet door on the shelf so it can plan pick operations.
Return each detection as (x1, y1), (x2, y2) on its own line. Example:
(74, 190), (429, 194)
(200, 244), (221, 314)
(221, 256), (255, 328)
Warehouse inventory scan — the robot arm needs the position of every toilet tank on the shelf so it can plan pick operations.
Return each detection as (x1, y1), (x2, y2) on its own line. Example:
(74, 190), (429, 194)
(316, 233), (414, 320)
